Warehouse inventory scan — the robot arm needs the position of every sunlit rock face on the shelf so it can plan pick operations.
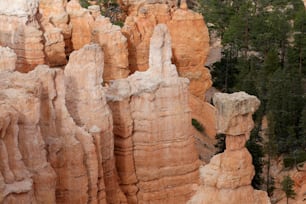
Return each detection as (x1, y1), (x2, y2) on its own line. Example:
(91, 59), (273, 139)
(67, 0), (130, 82)
(38, 0), (71, 67)
(64, 44), (127, 204)
(0, 50), (57, 203)
(0, 44), (127, 203)
(0, 0), (44, 72)
(188, 92), (271, 204)
(106, 24), (200, 203)
(122, 3), (211, 99)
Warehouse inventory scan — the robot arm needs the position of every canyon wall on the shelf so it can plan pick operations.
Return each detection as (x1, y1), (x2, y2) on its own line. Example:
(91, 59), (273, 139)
(0, 0), (221, 204)
(0, 44), (128, 203)
(121, 2), (211, 99)
(0, 0), (44, 72)
(189, 92), (271, 204)
(0, 23), (202, 203)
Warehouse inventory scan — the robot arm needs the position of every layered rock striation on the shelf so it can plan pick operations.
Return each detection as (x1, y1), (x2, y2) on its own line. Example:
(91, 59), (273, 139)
(38, 0), (71, 66)
(189, 92), (271, 204)
(64, 44), (127, 203)
(67, 0), (130, 82)
(0, 45), (127, 203)
(106, 24), (200, 203)
(122, 2), (211, 99)
(0, 0), (44, 72)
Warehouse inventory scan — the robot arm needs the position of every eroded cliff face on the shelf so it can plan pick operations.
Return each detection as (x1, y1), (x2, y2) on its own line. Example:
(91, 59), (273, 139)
(0, 44), (127, 203)
(0, 24), (202, 203)
(0, 0), (44, 72)
(38, 0), (71, 66)
(122, 2), (211, 99)
(189, 92), (271, 204)
(0, 0), (129, 82)
(66, 0), (130, 82)
(64, 44), (127, 203)
(0, 1), (275, 204)
(106, 24), (200, 203)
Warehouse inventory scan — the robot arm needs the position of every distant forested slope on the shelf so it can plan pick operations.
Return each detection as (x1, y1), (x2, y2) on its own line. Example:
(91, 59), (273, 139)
(195, 0), (306, 195)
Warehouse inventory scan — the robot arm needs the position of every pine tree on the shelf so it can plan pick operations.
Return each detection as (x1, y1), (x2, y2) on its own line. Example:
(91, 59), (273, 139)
(246, 127), (264, 189)
(281, 175), (296, 204)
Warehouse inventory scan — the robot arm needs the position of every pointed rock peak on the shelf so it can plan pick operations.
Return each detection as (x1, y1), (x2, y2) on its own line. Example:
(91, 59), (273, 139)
(180, 0), (188, 10)
(148, 24), (178, 78)
(65, 44), (104, 87)
(213, 91), (260, 135)
(0, 47), (17, 72)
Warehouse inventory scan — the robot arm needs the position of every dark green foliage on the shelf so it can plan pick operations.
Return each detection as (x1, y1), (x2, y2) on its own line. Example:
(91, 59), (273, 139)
(214, 134), (225, 154)
(246, 127), (264, 189)
(210, 50), (238, 92)
(192, 119), (204, 133)
(80, 0), (90, 8)
(79, 0), (125, 26)
(266, 68), (304, 154)
(283, 150), (306, 169)
(281, 175), (296, 204)
(113, 21), (124, 27)
(197, 0), (306, 193)
(267, 176), (275, 197)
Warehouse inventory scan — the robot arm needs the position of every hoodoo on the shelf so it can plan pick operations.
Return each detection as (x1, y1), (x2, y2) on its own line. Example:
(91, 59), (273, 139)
(189, 92), (270, 204)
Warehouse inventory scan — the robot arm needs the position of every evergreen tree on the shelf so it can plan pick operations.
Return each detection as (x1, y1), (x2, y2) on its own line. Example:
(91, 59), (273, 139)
(246, 127), (264, 189)
(281, 175), (296, 204)
(197, 0), (306, 193)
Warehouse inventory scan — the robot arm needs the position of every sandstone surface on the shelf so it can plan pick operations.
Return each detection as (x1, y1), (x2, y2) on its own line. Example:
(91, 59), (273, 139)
(0, 0), (44, 72)
(67, 0), (130, 82)
(189, 92), (270, 204)
(107, 24), (200, 203)
(38, 0), (71, 66)
(92, 17), (130, 83)
(64, 44), (127, 203)
(0, 45), (128, 203)
(122, 3), (211, 99)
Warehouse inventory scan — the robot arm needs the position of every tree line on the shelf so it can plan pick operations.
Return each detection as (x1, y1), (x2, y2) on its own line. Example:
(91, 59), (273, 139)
(196, 0), (306, 196)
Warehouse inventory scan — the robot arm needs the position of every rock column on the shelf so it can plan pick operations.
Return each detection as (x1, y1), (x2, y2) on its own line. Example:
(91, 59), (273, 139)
(106, 24), (200, 203)
(189, 92), (271, 204)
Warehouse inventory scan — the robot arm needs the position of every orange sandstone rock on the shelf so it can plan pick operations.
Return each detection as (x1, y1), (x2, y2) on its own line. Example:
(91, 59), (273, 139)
(0, 45), (126, 203)
(189, 92), (270, 204)
(92, 17), (130, 82)
(66, 0), (94, 50)
(0, 0), (44, 72)
(122, 3), (211, 99)
(38, 0), (71, 66)
(64, 44), (127, 203)
(107, 24), (200, 203)
(67, 0), (130, 82)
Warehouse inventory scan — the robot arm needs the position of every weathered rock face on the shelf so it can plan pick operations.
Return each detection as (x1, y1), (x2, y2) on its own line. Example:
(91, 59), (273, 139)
(67, 0), (130, 82)
(0, 45), (128, 203)
(189, 92), (270, 204)
(92, 17), (130, 83)
(38, 0), (71, 66)
(122, 3), (211, 99)
(189, 94), (216, 139)
(0, 0), (44, 72)
(64, 44), (127, 203)
(66, 0), (94, 50)
(106, 24), (200, 203)
(0, 63), (57, 203)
